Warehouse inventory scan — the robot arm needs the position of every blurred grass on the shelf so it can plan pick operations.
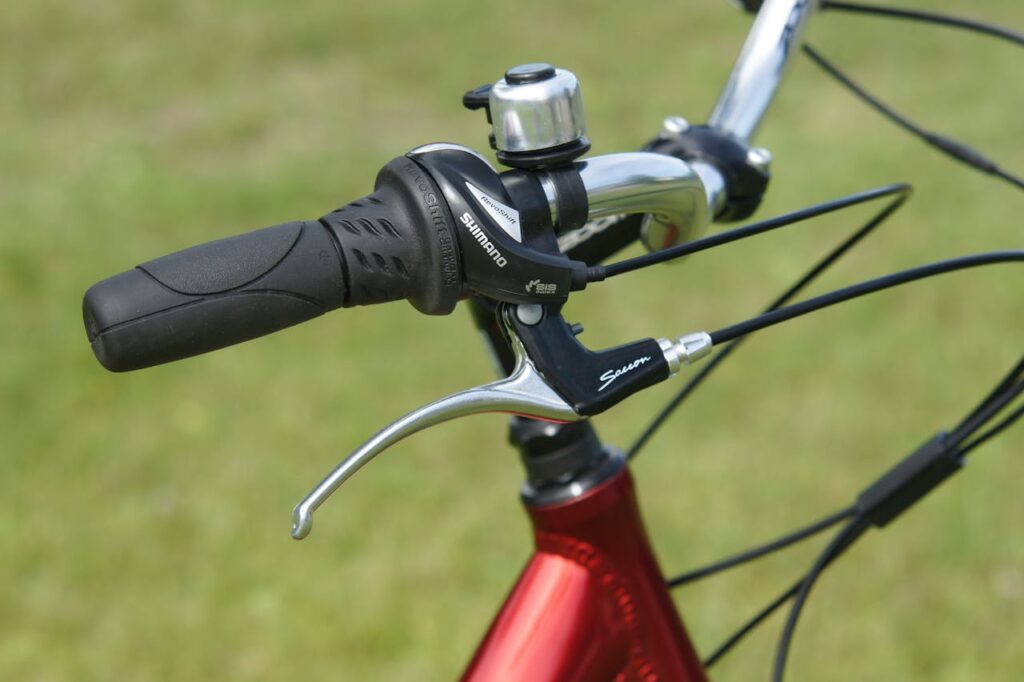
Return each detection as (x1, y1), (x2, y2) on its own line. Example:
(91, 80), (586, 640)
(0, 0), (1021, 679)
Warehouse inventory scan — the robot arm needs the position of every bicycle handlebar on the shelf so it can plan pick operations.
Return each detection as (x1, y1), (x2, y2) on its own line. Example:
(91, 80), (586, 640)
(84, 0), (810, 373)
(84, 146), (711, 372)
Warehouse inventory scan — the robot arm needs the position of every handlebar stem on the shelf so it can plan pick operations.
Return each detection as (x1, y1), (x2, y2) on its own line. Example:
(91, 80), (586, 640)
(709, 0), (818, 141)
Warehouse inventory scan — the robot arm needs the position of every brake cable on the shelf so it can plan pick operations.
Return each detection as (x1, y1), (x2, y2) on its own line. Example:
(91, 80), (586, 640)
(622, 2), (1022, 458)
(654, 4), (1024, 675)
(704, 251), (1022, 344)
(613, 242), (1024, 672)
(585, 184), (911, 282)
(770, 373), (1023, 681)
(802, 44), (1024, 192)
(626, 184), (912, 457)
(821, 1), (1024, 48)
(677, 355), (1023, 672)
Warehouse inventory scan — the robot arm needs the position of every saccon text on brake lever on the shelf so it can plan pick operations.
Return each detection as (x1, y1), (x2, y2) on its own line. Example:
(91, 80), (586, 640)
(290, 312), (579, 540)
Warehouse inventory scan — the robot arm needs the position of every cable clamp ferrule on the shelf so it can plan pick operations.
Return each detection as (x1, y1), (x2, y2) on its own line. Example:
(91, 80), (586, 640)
(659, 332), (713, 375)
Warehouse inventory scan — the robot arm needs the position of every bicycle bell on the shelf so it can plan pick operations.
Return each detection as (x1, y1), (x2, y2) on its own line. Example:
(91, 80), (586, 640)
(463, 63), (591, 168)
(463, 63), (698, 253)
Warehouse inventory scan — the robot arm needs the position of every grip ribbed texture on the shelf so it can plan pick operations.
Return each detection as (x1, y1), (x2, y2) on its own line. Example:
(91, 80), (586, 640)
(321, 193), (417, 307)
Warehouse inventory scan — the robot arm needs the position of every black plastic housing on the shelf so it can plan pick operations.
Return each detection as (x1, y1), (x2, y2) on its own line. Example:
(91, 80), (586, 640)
(411, 146), (588, 304)
(510, 304), (670, 416)
(856, 432), (962, 528)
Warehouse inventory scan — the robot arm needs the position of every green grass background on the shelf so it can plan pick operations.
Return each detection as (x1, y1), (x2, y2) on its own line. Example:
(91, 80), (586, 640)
(1, 1), (1021, 679)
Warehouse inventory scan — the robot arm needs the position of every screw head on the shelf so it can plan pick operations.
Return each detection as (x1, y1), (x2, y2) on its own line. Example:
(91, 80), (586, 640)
(660, 116), (691, 137)
(746, 146), (773, 173)
(516, 304), (544, 326)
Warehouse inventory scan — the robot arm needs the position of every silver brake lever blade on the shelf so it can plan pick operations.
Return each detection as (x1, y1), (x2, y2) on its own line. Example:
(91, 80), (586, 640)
(291, 321), (578, 540)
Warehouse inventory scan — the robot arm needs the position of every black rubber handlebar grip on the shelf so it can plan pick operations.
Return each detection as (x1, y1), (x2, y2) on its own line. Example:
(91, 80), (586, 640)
(83, 220), (348, 371)
(84, 156), (462, 372)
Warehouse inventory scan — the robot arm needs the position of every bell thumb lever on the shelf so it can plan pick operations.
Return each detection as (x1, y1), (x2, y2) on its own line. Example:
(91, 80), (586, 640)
(291, 306), (579, 540)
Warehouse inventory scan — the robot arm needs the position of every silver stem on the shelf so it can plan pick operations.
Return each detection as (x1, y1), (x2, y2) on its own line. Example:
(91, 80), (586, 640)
(708, 0), (817, 141)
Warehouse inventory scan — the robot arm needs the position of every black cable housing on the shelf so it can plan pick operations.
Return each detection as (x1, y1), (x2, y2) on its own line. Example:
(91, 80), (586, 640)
(956, 356), (1024, 433)
(662, 5), (1024, 675)
(709, 251), (1023, 345)
(691, 354), (1024, 670)
(666, 506), (855, 588)
(765, 373), (1022, 678)
(771, 519), (871, 681)
(702, 517), (868, 669)
(959, 403), (1024, 457)
(950, 360), (1024, 444)
(821, 1), (1024, 47)
(627, 185), (911, 458)
(588, 185), (909, 282)
(802, 45), (1024, 191)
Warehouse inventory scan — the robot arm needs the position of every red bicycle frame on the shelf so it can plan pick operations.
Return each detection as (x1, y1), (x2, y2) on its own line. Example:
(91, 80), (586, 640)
(463, 464), (707, 681)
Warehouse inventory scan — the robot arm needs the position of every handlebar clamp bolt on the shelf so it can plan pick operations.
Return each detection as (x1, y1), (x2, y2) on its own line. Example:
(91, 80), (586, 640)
(660, 116), (691, 137)
(746, 146), (773, 174)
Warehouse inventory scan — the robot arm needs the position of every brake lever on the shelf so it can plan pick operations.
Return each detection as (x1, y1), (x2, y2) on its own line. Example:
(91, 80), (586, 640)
(292, 302), (713, 539)
(291, 307), (579, 540)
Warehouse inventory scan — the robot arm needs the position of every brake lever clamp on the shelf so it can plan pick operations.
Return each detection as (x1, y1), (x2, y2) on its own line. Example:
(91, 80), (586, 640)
(291, 302), (712, 539)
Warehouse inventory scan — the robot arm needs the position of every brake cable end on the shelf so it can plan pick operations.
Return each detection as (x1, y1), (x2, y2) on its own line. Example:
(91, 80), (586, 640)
(659, 332), (713, 374)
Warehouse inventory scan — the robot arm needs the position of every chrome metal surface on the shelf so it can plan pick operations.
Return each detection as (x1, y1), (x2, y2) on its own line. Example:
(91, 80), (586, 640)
(556, 215), (622, 253)
(291, 311), (579, 540)
(489, 68), (587, 153)
(537, 173), (559, 225)
(659, 332), (713, 372)
(690, 160), (728, 218)
(659, 338), (682, 375)
(746, 146), (773, 173)
(708, 0), (817, 141)
(573, 152), (709, 250)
